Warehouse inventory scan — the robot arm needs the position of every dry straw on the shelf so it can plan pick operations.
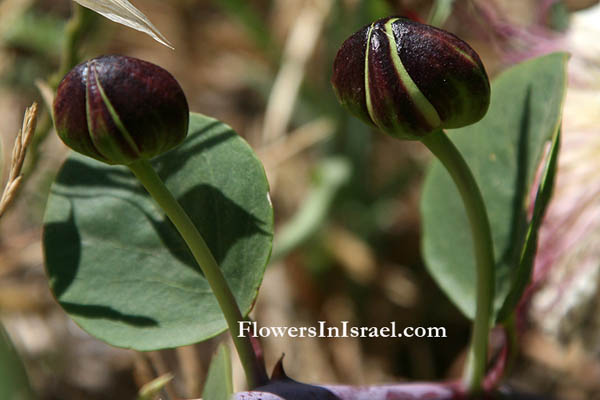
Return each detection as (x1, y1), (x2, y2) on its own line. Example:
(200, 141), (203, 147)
(0, 103), (38, 218)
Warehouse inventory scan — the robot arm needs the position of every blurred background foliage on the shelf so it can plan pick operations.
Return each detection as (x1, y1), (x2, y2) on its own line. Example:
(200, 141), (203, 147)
(0, 0), (599, 399)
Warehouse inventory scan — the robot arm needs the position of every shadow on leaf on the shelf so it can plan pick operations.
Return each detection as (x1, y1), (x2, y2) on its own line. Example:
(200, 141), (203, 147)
(154, 120), (235, 180)
(497, 88), (532, 283)
(52, 119), (235, 195)
(61, 302), (158, 327)
(142, 183), (271, 272)
(54, 158), (139, 193)
(44, 204), (80, 299)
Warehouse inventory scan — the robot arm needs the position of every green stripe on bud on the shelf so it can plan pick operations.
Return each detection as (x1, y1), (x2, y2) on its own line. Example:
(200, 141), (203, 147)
(93, 66), (141, 158)
(364, 23), (375, 127)
(384, 18), (441, 130)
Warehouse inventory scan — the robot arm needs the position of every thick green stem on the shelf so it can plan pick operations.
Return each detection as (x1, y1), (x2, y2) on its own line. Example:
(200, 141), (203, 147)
(422, 130), (495, 394)
(128, 159), (267, 389)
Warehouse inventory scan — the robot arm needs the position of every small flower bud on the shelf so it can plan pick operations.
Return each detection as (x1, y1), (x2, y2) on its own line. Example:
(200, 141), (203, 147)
(332, 17), (490, 140)
(53, 55), (189, 165)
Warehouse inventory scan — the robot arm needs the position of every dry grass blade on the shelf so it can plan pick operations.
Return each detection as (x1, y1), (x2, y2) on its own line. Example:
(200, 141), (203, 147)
(261, 0), (334, 144)
(0, 103), (38, 218)
(72, 0), (174, 49)
(259, 117), (335, 169)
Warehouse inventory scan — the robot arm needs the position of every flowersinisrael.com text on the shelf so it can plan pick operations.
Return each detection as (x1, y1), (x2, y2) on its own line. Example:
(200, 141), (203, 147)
(238, 321), (447, 339)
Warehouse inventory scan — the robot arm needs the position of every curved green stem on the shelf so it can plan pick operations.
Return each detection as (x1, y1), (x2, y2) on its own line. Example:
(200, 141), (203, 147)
(422, 130), (495, 394)
(128, 159), (268, 389)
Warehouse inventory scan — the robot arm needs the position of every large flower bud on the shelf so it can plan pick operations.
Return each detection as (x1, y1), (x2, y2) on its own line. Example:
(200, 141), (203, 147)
(53, 55), (189, 165)
(332, 17), (490, 140)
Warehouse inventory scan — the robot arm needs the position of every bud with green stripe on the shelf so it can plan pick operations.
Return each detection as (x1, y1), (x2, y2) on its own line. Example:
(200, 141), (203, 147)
(332, 17), (490, 140)
(53, 55), (189, 165)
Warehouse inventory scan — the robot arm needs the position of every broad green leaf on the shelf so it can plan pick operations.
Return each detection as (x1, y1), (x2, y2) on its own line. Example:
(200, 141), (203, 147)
(496, 128), (561, 321)
(202, 344), (233, 400)
(72, 0), (173, 48)
(421, 53), (568, 320)
(43, 113), (273, 350)
(0, 323), (35, 400)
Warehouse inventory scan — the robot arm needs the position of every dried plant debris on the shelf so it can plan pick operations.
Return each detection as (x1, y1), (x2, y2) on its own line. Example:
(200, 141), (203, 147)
(0, 103), (38, 218)
(72, 0), (173, 49)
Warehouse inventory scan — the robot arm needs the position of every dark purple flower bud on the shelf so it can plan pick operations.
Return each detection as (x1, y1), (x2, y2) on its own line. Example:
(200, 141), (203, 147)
(332, 17), (490, 140)
(53, 55), (189, 165)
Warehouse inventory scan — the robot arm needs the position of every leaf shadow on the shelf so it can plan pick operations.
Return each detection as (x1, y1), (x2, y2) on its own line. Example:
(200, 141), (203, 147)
(44, 203), (80, 299)
(142, 183), (271, 273)
(154, 120), (235, 180)
(53, 158), (142, 198)
(497, 87), (532, 277)
(61, 302), (158, 327)
(52, 120), (234, 194)
(44, 204), (158, 327)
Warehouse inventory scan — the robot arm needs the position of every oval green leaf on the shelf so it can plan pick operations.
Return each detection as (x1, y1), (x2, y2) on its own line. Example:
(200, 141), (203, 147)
(43, 112), (273, 350)
(421, 53), (568, 320)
